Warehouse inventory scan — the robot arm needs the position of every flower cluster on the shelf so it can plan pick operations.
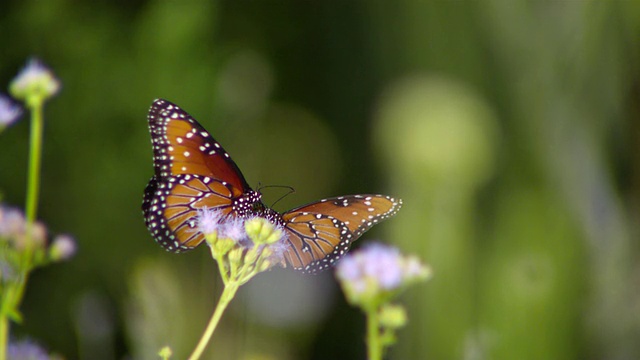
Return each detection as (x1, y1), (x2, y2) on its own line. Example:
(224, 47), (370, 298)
(0, 205), (47, 248)
(7, 339), (53, 360)
(197, 208), (287, 286)
(0, 204), (77, 283)
(336, 243), (430, 308)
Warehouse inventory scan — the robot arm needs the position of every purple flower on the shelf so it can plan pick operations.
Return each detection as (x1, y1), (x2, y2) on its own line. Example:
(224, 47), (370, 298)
(0, 205), (26, 238)
(197, 207), (224, 235)
(335, 255), (361, 282)
(7, 339), (50, 360)
(0, 95), (22, 128)
(219, 217), (248, 244)
(336, 243), (430, 301)
(335, 255), (367, 293)
(337, 243), (404, 291)
(361, 244), (404, 290)
(49, 234), (77, 261)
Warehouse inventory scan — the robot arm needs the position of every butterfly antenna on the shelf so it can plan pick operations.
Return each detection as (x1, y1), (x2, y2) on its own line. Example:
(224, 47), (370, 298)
(258, 184), (296, 209)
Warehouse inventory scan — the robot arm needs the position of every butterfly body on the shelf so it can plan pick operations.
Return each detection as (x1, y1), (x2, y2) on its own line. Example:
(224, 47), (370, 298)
(142, 99), (401, 273)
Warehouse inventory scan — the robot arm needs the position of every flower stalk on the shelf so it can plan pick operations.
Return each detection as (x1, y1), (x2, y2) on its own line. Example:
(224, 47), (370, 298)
(187, 282), (238, 360)
(24, 97), (43, 243)
(366, 305), (383, 360)
(181, 212), (286, 360)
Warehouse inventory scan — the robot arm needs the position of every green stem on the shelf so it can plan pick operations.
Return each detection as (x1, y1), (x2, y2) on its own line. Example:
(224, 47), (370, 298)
(211, 247), (229, 285)
(187, 282), (239, 360)
(367, 307), (382, 360)
(0, 315), (7, 360)
(0, 281), (24, 360)
(24, 98), (44, 239)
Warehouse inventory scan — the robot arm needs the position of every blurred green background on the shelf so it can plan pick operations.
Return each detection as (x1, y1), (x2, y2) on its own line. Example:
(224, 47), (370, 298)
(1, 1), (640, 359)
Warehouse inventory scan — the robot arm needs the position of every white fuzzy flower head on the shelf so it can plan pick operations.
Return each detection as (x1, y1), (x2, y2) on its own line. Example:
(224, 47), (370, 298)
(10, 58), (61, 106)
(197, 207), (224, 236)
(0, 205), (26, 238)
(361, 244), (404, 290)
(218, 217), (248, 244)
(49, 234), (77, 261)
(0, 95), (22, 128)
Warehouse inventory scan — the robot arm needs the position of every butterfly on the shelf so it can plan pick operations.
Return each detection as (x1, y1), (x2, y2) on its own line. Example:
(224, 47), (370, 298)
(142, 99), (402, 273)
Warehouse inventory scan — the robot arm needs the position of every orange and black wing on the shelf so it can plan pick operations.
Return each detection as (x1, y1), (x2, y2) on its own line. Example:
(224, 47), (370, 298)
(281, 195), (402, 273)
(147, 99), (251, 191)
(143, 174), (249, 252)
(143, 99), (259, 252)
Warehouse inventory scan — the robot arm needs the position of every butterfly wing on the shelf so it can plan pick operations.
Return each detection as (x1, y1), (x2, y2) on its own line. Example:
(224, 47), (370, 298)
(147, 99), (251, 191)
(143, 99), (260, 252)
(143, 174), (252, 252)
(281, 194), (402, 273)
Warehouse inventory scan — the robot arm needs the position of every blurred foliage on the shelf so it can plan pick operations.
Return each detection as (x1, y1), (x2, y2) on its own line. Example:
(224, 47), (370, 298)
(1, 1), (639, 359)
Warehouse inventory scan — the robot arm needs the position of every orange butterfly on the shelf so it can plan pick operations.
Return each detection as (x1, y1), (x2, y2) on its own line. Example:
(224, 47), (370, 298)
(142, 99), (401, 273)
